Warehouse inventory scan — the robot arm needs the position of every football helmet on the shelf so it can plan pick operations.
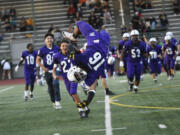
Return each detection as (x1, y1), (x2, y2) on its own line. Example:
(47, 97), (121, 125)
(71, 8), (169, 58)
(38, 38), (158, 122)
(108, 56), (115, 65)
(67, 66), (87, 83)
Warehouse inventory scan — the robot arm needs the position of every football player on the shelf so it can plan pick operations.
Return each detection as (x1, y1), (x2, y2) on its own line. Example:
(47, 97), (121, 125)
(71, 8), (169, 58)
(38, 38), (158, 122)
(147, 38), (162, 83)
(117, 32), (130, 73)
(15, 43), (37, 101)
(122, 30), (147, 93)
(52, 39), (89, 118)
(62, 20), (109, 109)
(163, 35), (177, 80)
(36, 33), (61, 109)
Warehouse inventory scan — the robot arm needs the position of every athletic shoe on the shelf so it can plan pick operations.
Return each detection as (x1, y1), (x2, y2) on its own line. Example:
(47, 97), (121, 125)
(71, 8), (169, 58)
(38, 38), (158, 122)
(30, 94), (34, 100)
(62, 31), (76, 41)
(129, 85), (133, 92)
(106, 90), (115, 95)
(134, 88), (138, 94)
(54, 101), (62, 109)
(24, 96), (28, 101)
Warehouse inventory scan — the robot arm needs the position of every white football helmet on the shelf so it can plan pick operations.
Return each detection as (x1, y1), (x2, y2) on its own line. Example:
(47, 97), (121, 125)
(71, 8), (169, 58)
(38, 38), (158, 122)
(164, 35), (171, 41)
(67, 66), (87, 83)
(166, 32), (173, 38)
(130, 29), (139, 36)
(149, 38), (157, 43)
(108, 56), (115, 65)
(122, 33), (130, 38)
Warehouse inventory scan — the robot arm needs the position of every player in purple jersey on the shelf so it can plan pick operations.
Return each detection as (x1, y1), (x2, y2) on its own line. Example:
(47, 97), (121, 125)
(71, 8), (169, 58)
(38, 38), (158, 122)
(122, 30), (147, 93)
(147, 38), (162, 83)
(36, 33), (61, 109)
(163, 35), (177, 80)
(15, 43), (37, 101)
(98, 27), (115, 95)
(117, 33), (130, 73)
(62, 20), (109, 109)
(107, 45), (116, 77)
(52, 39), (89, 118)
(164, 32), (178, 46)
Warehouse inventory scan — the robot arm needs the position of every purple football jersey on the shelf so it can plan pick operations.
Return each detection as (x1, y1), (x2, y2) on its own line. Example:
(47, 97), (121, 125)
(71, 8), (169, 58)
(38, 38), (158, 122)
(163, 43), (177, 58)
(53, 52), (73, 79)
(22, 50), (37, 71)
(38, 45), (59, 70)
(124, 40), (146, 63)
(147, 44), (162, 62)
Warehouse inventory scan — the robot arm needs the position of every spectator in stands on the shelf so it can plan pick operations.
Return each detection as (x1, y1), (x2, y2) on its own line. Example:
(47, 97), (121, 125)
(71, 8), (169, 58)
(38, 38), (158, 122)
(120, 25), (128, 35)
(19, 17), (26, 31)
(1, 58), (12, 80)
(150, 17), (157, 30)
(134, 0), (145, 9)
(95, 16), (103, 29)
(80, 0), (86, 6)
(9, 16), (16, 32)
(54, 27), (62, 45)
(48, 24), (55, 34)
(145, 0), (153, 9)
(131, 11), (140, 29)
(4, 18), (11, 32)
(76, 3), (83, 18)
(173, 0), (180, 15)
(1, 8), (9, 21)
(67, 3), (76, 20)
(26, 17), (34, 31)
(9, 5), (16, 19)
(86, 0), (95, 9)
(102, 0), (110, 10)
(159, 12), (168, 28)
(103, 8), (112, 24)
(88, 11), (97, 28)
(145, 17), (151, 32)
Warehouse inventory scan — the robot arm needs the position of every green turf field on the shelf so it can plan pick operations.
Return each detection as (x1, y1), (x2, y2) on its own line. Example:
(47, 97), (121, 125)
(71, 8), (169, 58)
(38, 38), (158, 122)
(0, 72), (180, 135)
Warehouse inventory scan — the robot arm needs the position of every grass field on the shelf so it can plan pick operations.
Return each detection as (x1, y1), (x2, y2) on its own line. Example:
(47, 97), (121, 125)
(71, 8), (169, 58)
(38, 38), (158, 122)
(0, 72), (180, 135)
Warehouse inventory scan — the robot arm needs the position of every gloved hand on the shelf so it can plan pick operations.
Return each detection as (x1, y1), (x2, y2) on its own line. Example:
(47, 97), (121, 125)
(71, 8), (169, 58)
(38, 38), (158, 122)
(15, 65), (19, 72)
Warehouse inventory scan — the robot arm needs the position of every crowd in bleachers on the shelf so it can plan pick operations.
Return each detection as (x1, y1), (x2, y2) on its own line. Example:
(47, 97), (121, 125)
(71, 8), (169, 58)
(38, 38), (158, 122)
(65, 0), (112, 29)
(0, 6), (34, 33)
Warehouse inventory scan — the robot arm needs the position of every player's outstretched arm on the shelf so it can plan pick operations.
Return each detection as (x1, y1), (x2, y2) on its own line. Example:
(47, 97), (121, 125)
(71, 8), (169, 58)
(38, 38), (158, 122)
(15, 57), (24, 72)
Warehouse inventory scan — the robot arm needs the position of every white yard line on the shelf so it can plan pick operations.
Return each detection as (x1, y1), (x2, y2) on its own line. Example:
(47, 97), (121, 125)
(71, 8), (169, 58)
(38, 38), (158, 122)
(0, 86), (14, 93)
(91, 128), (127, 132)
(105, 95), (113, 135)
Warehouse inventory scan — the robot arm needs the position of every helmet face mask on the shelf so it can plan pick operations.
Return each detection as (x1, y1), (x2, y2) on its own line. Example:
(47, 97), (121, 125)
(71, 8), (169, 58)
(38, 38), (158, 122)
(67, 66), (87, 83)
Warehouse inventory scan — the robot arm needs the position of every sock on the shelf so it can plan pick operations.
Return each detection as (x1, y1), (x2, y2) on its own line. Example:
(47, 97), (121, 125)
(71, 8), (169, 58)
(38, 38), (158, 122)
(30, 91), (33, 95)
(86, 90), (96, 105)
(134, 85), (138, 89)
(24, 91), (28, 97)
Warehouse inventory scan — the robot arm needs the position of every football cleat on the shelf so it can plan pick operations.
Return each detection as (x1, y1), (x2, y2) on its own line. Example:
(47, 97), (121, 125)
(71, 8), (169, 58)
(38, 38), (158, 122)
(30, 94), (34, 100)
(129, 85), (133, 92)
(62, 31), (76, 41)
(106, 90), (115, 95)
(24, 96), (28, 101)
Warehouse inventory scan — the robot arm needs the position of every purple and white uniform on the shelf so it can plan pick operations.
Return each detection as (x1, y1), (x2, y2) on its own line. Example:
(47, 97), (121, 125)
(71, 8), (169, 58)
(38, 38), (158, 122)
(124, 40), (146, 80)
(163, 43), (177, 70)
(147, 45), (162, 74)
(53, 52), (78, 96)
(21, 50), (37, 85)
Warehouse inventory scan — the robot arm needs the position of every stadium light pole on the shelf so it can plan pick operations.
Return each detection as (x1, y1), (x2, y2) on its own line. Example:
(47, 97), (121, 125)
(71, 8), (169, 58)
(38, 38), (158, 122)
(31, 0), (37, 42)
